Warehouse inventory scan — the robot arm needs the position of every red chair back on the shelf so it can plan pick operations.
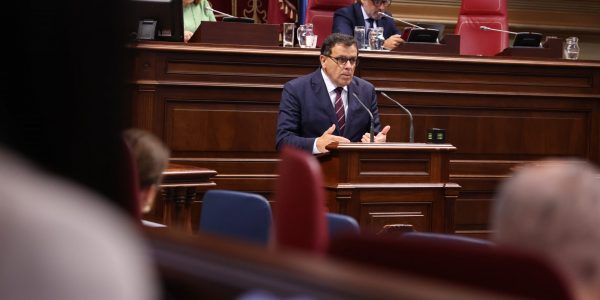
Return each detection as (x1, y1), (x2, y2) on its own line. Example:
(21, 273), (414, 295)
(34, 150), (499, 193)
(329, 234), (574, 300)
(273, 146), (328, 253)
(305, 0), (355, 47)
(455, 0), (510, 56)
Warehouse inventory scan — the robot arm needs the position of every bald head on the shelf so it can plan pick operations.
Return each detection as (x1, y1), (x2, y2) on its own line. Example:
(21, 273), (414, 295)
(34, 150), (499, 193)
(492, 159), (600, 300)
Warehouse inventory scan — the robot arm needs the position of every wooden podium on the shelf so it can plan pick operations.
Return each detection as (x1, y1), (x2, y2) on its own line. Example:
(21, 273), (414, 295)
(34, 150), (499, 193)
(319, 143), (460, 233)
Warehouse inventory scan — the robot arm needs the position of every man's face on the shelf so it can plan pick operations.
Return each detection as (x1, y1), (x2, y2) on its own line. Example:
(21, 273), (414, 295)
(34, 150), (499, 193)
(362, 0), (388, 19)
(320, 43), (359, 88)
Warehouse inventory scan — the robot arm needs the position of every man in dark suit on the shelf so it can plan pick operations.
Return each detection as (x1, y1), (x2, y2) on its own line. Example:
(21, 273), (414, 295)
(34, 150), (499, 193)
(332, 0), (404, 50)
(276, 33), (391, 153)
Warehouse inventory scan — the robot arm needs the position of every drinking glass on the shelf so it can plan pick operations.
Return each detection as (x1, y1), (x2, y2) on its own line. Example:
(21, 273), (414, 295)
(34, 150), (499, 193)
(354, 26), (366, 49)
(368, 27), (384, 50)
(563, 36), (580, 60)
(282, 23), (295, 47)
(306, 35), (318, 48)
(297, 23), (314, 48)
(297, 25), (307, 47)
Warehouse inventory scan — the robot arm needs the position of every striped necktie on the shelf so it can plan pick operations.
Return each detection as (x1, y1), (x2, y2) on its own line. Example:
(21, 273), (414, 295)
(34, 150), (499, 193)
(334, 87), (345, 134)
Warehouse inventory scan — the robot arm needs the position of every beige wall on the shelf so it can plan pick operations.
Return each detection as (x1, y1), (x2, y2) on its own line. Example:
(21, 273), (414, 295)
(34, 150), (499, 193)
(389, 0), (600, 60)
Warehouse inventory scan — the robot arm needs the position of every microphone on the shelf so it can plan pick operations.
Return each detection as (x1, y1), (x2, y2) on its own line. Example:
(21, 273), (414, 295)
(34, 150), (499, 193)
(352, 93), (375, 143)
(205, 6), (235, 18)
(379, 92), (414, 143)
(378, 12), (424, 29)
(479, 26), (517, 35)
(479, 26), (544, 47)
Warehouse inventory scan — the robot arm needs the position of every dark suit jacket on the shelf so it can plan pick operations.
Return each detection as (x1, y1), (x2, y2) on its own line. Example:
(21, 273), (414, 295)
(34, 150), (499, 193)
(276, 69), (383, 152)
(332, 3), (401, 39)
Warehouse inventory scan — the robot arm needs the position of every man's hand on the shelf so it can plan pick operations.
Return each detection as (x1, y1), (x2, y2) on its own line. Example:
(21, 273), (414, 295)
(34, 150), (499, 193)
(383, 35), (405, 50)
(316, 124), (351, 153)
(361, 125), (391, 143)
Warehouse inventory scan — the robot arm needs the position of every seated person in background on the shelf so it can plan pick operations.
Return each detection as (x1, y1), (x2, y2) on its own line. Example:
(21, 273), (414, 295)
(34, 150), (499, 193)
(123, 128), (170, 222)
(183, 0), (216, 42)
(491, 159), (600, 300)
(276, 33), (390, 154)
(333, 0), (404, 50)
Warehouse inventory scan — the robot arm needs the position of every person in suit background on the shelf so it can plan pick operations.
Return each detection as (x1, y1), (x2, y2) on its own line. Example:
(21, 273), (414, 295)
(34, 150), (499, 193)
(276, 33), (391, 154)
(333, 0), (404, 50)
(491, 159), (600, 300)
(183, 0), (216, 42)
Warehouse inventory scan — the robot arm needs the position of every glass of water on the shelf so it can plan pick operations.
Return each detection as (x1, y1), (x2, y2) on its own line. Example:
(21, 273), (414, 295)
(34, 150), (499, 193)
(368, 27), (384, 50)
(282, 23), (295, 47)
(354, 26), (366, 49)
(563, 36), (580, 60)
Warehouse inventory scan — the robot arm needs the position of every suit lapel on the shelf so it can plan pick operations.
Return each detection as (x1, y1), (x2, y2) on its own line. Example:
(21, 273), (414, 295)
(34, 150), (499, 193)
(310, 69), (338, 129)
(353, 3), (366, 27)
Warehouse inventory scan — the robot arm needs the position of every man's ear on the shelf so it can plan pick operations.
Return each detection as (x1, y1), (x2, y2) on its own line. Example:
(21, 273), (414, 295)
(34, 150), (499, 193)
(139, 184), (159, 214)
(319, 55), (327, 69)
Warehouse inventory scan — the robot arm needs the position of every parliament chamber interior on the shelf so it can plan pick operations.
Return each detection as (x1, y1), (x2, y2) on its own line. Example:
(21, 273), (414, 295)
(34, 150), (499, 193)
(2, 0), (600, 299)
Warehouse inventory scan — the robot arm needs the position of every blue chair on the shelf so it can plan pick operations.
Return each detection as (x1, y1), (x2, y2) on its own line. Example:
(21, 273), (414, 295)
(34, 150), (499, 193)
(199, 190), (272, 246)
(327, 213), (359, 238)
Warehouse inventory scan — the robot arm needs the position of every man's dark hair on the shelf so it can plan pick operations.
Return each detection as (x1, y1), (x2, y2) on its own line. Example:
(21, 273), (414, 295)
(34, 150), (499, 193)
(321, 33), (358, 56)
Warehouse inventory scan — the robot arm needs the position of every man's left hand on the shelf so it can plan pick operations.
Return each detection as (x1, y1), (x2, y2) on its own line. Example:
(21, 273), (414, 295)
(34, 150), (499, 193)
(361, 125), (391, 143)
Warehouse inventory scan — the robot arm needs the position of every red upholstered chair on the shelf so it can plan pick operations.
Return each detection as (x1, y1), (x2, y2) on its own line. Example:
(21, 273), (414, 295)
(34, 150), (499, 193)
(455, 0), (510, 56)
(329, 234), (574, 300)
(272, 146), (329, 253)
(305, 0), (355, 47)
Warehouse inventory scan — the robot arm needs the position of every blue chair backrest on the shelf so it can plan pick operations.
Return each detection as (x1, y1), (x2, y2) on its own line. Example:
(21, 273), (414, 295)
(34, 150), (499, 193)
(200, 190), (272, 245)
(327, 213), (359, 238)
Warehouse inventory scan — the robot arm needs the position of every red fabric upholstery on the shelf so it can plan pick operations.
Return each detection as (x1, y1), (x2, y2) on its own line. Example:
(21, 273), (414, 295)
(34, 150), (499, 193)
(329, 234), (574, 300)
(455, 0), (509, 56)
(273, 146), (328, 253)
(305, 0), (355, 47)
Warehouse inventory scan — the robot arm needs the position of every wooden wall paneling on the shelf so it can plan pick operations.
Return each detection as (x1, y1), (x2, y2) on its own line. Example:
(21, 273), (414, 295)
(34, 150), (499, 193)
(130, 43), (600, 236)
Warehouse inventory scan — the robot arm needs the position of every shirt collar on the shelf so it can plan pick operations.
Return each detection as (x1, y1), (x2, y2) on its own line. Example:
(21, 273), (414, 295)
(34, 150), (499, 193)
(361, 6), (369, 21)
(320, 68), (348, 94)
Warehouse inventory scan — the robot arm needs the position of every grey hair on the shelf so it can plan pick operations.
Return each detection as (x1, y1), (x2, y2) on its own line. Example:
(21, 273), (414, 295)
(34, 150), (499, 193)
(492, 159), (600, 296)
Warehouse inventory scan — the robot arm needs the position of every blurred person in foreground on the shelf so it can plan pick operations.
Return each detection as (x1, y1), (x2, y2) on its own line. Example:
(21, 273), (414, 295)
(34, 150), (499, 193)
(183, 0), (216, 42)
(276, 33), (390, 154)
(123, 128), (170, 225)
(0, 0), (159, 297)
(0, 147), (159, 299)
(492, 159), (600, 300)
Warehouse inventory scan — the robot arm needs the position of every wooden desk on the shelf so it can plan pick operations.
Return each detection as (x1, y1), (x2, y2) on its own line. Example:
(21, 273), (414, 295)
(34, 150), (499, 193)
(144, 162), (217, 232)
(129, 41), (600, 238)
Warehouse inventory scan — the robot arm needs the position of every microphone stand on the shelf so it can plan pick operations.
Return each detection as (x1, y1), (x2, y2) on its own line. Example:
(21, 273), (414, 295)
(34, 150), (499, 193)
(479, 26), (518, 35)
(205, 7), (235, 18)
(378, 12), (424, 29)
(352, 93), (375, 143)
(380, 92), (414, 143)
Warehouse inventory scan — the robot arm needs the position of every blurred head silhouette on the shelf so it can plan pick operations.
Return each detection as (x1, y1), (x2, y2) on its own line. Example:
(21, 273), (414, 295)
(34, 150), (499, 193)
(123, 128), (170, 214)
(492, 159), (600, 300)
